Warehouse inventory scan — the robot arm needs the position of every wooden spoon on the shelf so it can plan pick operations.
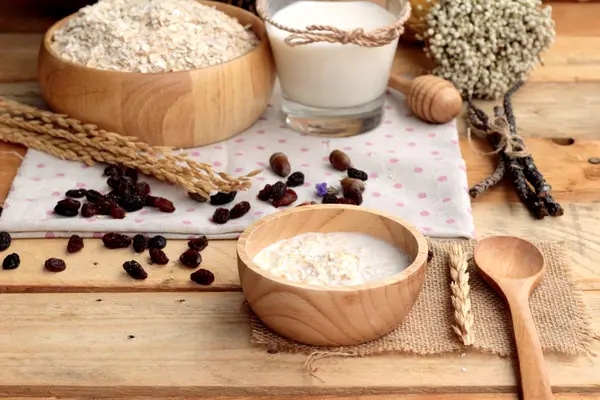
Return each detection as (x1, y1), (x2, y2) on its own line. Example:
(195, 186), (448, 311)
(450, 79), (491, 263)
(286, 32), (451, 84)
(388, 74), (462, 125)
(473, 236), (553, 400)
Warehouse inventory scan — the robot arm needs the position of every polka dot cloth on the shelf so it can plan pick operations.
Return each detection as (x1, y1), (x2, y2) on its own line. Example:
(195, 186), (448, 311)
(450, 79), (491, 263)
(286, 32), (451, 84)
(1, 84), (475, 239)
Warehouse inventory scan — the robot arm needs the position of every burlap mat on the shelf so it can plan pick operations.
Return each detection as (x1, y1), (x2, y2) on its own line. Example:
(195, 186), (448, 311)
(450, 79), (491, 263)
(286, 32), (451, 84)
(250, 240), (595, 358)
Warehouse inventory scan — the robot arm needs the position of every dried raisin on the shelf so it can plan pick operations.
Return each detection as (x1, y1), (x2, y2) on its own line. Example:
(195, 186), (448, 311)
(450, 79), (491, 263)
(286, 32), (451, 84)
(336, 198), (357, 205)
(44, 257), (66, 272)
(85, 189), (102, 203)
(321, 193), (338, 204)
(81, 202), (97, 218)
(210, 191), (237, 205)
(123, 167), (139, 183)
(179, 249), (202, 268)
(133, 182), (151, 198)
(0, 231), (11, 251)
(347, 167), (368, 181)
(188, 236), (208, 252)
(103, 165), (122, 177)
(110, 205), (126, 219)
(65, 189), (87, 198)
(54, 198), (81, 217)
(133, 234), (148, 253)
(212, 208), (230, 224)
(344, 187), (363, 205)
(102, 232), (132, 249)
(67, 235), (84, 253)
(123, 260), (147, 280)
(230, 201), (251, 219)
(144, 195), (158, 207)
(188, 192), (208, 203)
(257, 184), (273, 201)
(286, 171), (305, 187)
(2, 253), (20, 270)
(155, 197), (175, 213)
(95, 198), (115, 215)
(149, 248), (169, 265)
(119, 194), (145, 212)
(190, 268), (215, 285)
(270, 181), (287, 201)
(273, 189), (298, 208)
(148, 235), (167, 249)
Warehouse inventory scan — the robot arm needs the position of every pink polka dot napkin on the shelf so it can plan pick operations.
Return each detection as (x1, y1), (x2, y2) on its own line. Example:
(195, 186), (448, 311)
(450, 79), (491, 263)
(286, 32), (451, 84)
(1, 84), (475, 239)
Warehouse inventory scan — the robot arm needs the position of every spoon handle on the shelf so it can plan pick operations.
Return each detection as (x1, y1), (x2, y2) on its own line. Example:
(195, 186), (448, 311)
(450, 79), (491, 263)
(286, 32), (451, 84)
(509, 293), (553, 399)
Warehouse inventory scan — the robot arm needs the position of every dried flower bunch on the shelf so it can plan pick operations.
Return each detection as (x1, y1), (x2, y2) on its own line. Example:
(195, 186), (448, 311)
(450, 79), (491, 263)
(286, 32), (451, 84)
(417, 0), (555, 99)
(0, 97), (259, 198)
(51, 0), (259, 73)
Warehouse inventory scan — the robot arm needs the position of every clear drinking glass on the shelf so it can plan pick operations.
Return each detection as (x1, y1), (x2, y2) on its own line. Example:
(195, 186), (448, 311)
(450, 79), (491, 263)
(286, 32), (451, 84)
(259, 0), (409, 137)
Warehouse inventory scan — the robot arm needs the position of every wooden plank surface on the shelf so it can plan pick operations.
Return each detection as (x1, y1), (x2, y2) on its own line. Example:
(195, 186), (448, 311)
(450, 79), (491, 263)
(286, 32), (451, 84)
(0, 291), (598, 398)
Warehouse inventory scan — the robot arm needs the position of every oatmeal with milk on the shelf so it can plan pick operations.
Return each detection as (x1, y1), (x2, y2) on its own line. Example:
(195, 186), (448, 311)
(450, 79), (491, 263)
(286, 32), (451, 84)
(252, 232), (411, 286)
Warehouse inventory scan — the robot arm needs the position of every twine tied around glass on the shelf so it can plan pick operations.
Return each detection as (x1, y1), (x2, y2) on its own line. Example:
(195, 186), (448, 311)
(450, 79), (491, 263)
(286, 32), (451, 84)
(256, 0), (412, 47)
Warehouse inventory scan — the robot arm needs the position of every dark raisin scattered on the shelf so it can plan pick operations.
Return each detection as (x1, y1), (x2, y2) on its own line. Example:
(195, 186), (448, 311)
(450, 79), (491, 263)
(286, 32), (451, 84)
(149, 248), (169, 265)
(123, 167), (139, 183)
(65, 189), (87, 198)
(179, 249), (202, 268)
(286, 171), (305, 187)
(133, 234), (149, 253)
(190, 268), (215, 285)
(133, 182), (151, 198)
(44, 257), (66, 272)
(344, 188), (363, 205)
(2, 253), (20, 270)
(119, 194), (145, 212)
(188, 192), (208, 203)
(273, 189), (298, 208)
(212, 208), (230, 224)
(0, 231), (11, 251)
(188, 236), (208, 252)
(81, 202), (97, 218)
(85, 189), (102, 203)
(123, 260), (147, 280)
(110, 205), (126, 219)
(102, 232), (132, 249)
(322, 193), (338, 204)
(270, 181), (287, 201)
(144, 195), (158, 207)
(210, 191), (237, 206)
(54, 198), (81, 217)
(230, 201), (251, 219)
(107, 176), (123, 190)
(148, 235), (167, 249)
(257, 184), (273, 201)
(67, 235), (84, 253)
(103, 165), (122, 177)
(427, 249), (433, 263)
(95, 197), (115, 215)
(155, 197), (175, 213)
(106, 190), (122, 202)
(336, 198), (357, 205)
(114, 177), (135, 196)
(347, 167), (368, 181)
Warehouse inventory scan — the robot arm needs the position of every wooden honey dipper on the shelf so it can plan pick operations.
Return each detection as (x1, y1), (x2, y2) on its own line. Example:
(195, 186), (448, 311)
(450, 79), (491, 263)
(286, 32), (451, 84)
(388, 74), (463, 124)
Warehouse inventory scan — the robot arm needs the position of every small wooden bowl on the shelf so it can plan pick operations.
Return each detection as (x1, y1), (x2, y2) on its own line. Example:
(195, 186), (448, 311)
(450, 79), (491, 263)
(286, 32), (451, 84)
(237, 205), (428, 346)
(37, 1), (276, 148)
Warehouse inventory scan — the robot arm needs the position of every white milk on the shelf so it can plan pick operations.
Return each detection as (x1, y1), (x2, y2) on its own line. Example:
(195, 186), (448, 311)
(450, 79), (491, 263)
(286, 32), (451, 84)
(266, 1), (399, 109)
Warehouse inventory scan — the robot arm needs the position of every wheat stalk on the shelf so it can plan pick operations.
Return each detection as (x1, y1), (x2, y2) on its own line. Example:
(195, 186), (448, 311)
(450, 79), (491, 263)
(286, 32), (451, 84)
(449, 244), (475, 346)
(0, 97), (261, 197)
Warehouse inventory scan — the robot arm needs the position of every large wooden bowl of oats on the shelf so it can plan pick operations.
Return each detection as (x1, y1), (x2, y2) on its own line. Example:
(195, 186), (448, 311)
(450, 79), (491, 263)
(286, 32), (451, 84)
(237, 204), (429, 346)
(37, 0), (276, 148)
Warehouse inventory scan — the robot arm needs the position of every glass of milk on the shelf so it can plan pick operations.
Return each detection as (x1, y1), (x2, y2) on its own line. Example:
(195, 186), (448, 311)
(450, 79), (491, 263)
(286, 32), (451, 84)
(263, 0), (402, 136)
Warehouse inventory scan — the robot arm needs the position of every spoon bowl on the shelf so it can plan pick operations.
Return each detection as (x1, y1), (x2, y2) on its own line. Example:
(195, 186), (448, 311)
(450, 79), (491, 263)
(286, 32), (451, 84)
(474, 236), (552, 400)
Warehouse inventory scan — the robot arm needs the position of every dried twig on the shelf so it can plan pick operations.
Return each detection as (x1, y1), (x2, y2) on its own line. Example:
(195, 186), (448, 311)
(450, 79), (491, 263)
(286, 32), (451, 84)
(449, 245), (474, 346)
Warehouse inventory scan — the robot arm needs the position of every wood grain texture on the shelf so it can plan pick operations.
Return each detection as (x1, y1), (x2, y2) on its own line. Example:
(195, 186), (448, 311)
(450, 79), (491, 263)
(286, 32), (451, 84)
(0, 291), (597, 398)
(474, 237), (553, 400)
(237, 205), (428, 346)
(37, 1), (276, 148)
(0, 34), (41, 83)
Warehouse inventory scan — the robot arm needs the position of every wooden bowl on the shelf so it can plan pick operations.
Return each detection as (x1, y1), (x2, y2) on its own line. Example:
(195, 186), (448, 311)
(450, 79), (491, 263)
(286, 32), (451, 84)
(237, 205), (429, 346)
(37, 1), (276, 148)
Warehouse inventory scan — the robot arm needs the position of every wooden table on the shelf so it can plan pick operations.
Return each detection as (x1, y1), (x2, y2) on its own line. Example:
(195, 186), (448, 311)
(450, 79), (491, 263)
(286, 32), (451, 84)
(1, 3), (599, 399)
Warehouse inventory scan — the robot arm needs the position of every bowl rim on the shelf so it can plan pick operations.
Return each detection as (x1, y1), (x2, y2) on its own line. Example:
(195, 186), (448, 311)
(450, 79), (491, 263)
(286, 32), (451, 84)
(237, 204), (429, 292)
(41, 0), (269, 76)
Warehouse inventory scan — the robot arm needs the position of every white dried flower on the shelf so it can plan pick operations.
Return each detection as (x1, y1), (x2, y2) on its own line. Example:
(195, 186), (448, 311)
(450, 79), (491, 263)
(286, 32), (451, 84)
(422, 0), (555, 99)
